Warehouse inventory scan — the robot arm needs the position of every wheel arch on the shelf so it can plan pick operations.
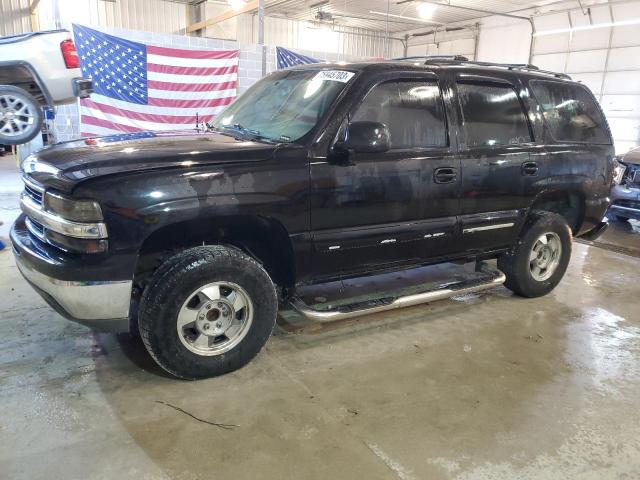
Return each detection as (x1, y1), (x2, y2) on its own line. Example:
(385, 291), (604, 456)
(0, 61), (52, 105)
(528, 189), (586, 235)
(133, 214), (297, 291)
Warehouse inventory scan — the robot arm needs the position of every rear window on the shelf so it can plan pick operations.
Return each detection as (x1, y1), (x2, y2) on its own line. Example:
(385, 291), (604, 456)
(530, 80), (611, 144)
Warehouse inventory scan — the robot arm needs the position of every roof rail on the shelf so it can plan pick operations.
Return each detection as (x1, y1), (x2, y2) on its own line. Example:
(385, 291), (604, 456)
(392, 55), (571, 80)
(393, 55), (470, 63)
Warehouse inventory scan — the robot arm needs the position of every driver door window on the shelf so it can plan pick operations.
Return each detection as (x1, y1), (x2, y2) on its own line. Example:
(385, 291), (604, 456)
(352, 80), (448, 149)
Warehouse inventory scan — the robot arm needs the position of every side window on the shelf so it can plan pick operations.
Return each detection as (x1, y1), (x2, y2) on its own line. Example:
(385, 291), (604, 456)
(351, 80), (447, 149)
(457, 82), (532, 147)
(530, 80), (611, 144)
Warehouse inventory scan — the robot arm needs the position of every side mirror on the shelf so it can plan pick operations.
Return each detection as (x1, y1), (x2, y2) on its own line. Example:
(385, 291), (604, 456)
(336, 121), (391, 154)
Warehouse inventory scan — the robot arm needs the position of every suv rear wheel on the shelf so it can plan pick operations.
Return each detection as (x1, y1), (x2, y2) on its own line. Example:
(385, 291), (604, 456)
(498, 212), (572, 298)
(138, 245), (277, 379)
(0, 85), (43, 145)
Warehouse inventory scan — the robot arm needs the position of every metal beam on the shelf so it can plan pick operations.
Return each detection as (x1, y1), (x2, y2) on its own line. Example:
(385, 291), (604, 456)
(396, 0), (531, 22)
(30, 0), (41, 31)
(29, 0), (41, 13)
(187, 0), (259, 33)
(258, 0), (266, 76)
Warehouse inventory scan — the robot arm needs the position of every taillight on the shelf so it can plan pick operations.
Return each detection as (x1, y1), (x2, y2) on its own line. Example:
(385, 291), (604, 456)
(60, 39), (80, 69)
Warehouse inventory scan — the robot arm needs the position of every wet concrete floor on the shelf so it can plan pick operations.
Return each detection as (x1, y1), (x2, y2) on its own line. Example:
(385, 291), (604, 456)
(1, 154), (640, 479)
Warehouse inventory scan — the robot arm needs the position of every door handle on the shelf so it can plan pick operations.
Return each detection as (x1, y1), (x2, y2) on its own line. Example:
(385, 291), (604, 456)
(521, 161), (539, 176)
(434, 167), (457, 184)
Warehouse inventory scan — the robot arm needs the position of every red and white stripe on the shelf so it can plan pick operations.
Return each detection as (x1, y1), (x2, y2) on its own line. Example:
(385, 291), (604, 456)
(80, 46), (239, 137)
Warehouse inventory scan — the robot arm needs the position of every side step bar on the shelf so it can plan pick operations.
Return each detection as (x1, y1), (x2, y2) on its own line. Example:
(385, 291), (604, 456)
(289, 262), (506, 323)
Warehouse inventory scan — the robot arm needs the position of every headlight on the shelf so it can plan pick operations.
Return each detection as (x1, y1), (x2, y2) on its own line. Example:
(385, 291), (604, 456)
(44, 192), (103, 222)
(613, 159), (626, 185)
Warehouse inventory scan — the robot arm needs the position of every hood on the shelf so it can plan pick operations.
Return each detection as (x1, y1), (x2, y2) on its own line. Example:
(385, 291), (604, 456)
(23, 130), (278, 192)
(620, 147), (640, 166)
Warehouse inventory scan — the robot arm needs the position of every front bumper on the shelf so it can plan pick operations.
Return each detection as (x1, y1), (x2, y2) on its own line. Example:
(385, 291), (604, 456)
(72, 77), (93, 99)
(609, 184), (640, 220)
(11, 216), (131, 332)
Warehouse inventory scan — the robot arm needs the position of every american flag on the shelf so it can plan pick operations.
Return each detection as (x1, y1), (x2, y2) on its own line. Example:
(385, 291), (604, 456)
(72, 24), (239, 137)
(276, 46), (321, 70)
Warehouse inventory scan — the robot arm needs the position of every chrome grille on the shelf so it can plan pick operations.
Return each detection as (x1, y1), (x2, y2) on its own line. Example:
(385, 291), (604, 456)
(25, 217), (46, 242)
(22, 177), (44, 205)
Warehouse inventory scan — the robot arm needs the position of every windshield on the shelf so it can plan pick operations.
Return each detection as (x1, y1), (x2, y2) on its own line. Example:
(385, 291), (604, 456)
(210, 69), (355, 143)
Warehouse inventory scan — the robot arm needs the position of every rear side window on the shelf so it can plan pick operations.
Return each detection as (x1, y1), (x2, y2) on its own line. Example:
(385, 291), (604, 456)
(352, 80), (447, 149)
(530, 80), (611, 144)
(457, 82), (532, 147)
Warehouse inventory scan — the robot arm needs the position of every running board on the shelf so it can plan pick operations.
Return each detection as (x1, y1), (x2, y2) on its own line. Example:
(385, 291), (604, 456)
(289, 262), (506, 323)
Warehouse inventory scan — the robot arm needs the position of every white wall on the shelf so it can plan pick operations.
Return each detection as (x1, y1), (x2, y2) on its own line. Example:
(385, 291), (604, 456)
(206, 10), (403, 59)
(476, 16), (532, 64)
(0, 0), (31, 36)
(531, 2), (640, 153)
(35, 0), (188, 35)
(401, 1), (640, 153)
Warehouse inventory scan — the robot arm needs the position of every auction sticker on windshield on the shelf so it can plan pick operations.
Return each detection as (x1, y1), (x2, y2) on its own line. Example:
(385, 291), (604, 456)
(314, 70), (355, 83)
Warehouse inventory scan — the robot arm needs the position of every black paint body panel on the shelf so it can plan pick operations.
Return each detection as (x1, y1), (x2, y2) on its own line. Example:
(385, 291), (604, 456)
(14, 62), (615, 289)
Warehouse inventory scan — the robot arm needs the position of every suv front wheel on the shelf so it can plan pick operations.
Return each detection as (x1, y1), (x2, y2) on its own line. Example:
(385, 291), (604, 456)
(139, 245), (277, 379)
(498, 212), (572, 298)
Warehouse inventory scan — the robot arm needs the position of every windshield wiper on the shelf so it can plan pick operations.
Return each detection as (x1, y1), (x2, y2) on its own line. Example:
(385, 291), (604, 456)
(215, 123), (278, 144)
(209, 123), (290, 144)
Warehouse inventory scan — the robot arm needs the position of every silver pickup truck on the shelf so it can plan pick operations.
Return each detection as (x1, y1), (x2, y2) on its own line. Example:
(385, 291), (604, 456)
(0, 29), (92, 145)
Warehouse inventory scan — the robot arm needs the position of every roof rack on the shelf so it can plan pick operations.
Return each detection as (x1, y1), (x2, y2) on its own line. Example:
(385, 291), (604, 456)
(393, 55), (470, 63)
(392, 55), (571, 80)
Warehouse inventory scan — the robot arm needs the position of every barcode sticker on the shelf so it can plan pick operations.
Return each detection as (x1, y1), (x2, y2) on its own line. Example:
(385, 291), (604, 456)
(314, 70), (355, 83)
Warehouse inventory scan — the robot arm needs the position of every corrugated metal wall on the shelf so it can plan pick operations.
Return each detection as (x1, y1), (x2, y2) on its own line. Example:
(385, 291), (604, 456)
(36, 0), (187, 35)
(0, 0), (32, 36)
(261, 16), (402, 58)
(210, 11), (402, 58)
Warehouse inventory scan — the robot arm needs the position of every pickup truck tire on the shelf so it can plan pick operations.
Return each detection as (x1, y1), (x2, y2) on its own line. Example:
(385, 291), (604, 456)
(0, 85), (43, 145)
(498, 212), (572, 298)
(138, 245), (278, 379)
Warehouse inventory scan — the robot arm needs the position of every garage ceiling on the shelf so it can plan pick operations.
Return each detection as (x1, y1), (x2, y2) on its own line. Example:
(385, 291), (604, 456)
(261, 0), (582, 32)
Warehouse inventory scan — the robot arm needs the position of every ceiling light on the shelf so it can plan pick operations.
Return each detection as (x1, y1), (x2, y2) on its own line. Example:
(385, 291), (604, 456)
(534, 17), (640, 36)
(227, 0), (246, 10)
(416, 2), (437, 19)
(369, 10), (443, 25)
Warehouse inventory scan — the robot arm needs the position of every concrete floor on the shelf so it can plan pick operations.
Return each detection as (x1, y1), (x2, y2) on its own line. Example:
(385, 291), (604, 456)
(1, 153), (640, 479)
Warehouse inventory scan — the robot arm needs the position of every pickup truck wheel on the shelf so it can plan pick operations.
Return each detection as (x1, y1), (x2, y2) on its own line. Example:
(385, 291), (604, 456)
(498, 212), (572, 298)
(138, 245), (277, 379)
(0, 85), (43, 145)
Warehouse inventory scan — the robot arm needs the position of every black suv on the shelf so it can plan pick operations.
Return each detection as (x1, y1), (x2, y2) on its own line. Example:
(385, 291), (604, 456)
(12, 57), (614, 379)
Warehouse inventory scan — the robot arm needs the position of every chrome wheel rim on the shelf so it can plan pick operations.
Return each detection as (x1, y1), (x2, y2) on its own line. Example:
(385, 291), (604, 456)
(0, 94), (35, 138)
(529, 232), (562, 282)
(177, 281), (253, 356)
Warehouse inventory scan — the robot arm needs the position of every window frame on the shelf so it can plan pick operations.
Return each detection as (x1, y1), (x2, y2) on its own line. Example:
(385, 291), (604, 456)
(455, 77), (536, 149)
(528, 79), (613, 146)
(343, 74), (451, 152)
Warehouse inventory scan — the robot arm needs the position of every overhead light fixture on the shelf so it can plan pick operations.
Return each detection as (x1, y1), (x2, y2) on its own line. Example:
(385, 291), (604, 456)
(227, 0), (247, 10)
(416, 2), (437, 19)
(534, 17), (640, 36)
(369, 10), (443, 25)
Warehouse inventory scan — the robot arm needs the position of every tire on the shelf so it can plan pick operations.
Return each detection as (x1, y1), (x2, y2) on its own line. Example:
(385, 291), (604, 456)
(0, 85), (43, 145)
(138, 245), (277, 379)
(498, 212), (572, 298)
